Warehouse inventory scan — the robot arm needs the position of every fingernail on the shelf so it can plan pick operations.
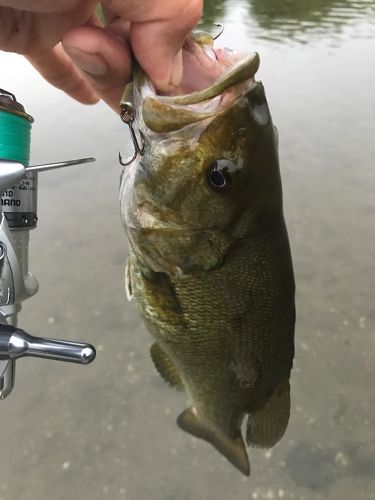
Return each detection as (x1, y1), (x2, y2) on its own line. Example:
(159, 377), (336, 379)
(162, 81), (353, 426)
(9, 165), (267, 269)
(170, 50), (183, 88)
(64, 47), (108, 76)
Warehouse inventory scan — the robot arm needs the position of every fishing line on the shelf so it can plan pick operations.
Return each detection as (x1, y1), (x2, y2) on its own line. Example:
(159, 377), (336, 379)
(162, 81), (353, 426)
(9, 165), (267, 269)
(0, 91), (32, 165)
(0, 89), (36, 231)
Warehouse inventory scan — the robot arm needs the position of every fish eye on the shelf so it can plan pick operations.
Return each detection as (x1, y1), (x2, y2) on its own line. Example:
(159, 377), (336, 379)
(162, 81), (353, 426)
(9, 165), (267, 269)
(207, 159), (234, 191)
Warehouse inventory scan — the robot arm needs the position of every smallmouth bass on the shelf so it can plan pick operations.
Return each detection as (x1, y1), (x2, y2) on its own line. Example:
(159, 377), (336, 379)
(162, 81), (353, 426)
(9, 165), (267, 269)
(119, 32), (295, 476)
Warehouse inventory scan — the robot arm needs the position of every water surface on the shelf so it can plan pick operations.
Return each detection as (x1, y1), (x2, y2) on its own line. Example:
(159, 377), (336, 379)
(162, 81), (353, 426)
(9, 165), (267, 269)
(0, 1), (374, 499)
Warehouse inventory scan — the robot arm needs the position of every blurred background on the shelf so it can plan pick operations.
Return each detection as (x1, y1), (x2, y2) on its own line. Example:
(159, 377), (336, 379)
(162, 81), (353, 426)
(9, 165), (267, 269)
(0, 1), (375, 499)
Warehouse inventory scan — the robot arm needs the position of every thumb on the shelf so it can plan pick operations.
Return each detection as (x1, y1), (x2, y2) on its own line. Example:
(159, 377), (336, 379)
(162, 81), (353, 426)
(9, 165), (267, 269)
(130, 5), (201, 92)
(62, 25), (132, 110)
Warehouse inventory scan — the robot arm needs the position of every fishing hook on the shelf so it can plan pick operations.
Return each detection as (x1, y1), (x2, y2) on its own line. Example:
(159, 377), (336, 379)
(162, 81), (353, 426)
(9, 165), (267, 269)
(119, 102), (145, 166)
(213, 23), (224, 40)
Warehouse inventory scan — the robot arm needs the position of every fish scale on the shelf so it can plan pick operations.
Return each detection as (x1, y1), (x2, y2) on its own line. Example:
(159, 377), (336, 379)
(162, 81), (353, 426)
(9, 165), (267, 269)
(121, 33), (295, 475)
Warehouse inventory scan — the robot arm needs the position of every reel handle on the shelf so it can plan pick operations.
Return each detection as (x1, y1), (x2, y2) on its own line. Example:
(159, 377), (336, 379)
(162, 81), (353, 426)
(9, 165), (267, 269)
(0, 324), (96, 364)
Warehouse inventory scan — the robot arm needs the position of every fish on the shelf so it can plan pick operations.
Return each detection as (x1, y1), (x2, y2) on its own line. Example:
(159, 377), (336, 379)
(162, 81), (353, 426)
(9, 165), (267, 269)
(119, 31), (295, 476)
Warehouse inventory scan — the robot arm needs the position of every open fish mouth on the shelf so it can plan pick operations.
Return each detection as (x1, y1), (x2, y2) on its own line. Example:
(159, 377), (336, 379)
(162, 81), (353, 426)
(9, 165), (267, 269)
(137, 35), (260, 133)
(163, 36), (259, 99)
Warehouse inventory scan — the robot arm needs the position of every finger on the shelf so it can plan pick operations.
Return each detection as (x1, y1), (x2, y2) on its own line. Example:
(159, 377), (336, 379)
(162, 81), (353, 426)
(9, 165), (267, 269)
(0, 0), (94, 13)
(62, 25), (132, 111)
(100, 0), (202, 92)
(26, 44), (99, 104)
(130, 1), (202, 92)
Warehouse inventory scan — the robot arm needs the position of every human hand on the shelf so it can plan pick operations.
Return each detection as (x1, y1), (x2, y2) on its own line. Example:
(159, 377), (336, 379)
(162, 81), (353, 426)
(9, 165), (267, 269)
(0, 0), (202, 110)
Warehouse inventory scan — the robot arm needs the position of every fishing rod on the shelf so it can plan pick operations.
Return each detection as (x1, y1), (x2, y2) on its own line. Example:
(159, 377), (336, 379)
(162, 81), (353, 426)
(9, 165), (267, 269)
(0, 88), (96, 399)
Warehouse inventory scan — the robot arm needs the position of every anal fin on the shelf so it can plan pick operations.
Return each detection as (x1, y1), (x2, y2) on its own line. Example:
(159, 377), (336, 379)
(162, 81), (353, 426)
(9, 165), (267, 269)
(177, 408), (250, 476)
(150, 342), (184, 391)
(246, 381), (290, 448)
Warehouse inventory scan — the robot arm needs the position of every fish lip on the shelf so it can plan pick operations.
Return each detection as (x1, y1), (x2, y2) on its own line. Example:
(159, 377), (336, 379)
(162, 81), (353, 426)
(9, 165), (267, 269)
(140, 50), (260, 106)
(138, 50), (259, 133)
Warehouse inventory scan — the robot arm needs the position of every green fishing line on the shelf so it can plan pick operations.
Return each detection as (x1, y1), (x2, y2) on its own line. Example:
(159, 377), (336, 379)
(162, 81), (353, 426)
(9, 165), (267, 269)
(0, 109), (31, 166)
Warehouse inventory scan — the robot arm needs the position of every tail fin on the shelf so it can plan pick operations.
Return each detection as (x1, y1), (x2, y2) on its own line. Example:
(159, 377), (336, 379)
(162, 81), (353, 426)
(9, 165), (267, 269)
(177, 408), (250, 476)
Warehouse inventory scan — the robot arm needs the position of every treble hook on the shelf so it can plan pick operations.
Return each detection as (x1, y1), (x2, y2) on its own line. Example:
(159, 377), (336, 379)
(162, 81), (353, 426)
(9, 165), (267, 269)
(213, 23), (224, 40)
(119, 102), (145, 166)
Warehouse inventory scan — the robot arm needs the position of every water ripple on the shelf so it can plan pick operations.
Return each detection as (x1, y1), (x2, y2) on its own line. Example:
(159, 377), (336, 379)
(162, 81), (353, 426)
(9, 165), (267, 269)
(202, 0), (375, 45)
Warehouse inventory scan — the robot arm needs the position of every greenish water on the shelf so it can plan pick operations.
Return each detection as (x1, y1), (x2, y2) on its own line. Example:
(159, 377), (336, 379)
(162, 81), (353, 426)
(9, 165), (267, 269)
(202, 0), (375, 42)
(0, 1), (374, 499)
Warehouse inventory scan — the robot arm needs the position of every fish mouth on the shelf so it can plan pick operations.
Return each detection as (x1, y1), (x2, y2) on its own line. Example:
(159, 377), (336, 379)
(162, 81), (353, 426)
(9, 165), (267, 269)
(138, 36), (260, 133)
(161, 37), (259, 103)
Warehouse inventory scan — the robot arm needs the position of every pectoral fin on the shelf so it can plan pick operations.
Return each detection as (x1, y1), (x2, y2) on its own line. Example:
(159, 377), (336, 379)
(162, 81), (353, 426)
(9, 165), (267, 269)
(246, 381), (290, 448)
(150, 343), (184, 391)
(177, 408), (250, 476)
